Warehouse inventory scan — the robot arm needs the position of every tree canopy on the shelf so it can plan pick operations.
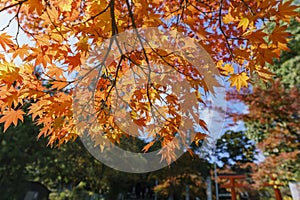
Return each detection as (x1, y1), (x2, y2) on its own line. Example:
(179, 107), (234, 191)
(224, 15), (300, 199)
(0, 0), (299, 163)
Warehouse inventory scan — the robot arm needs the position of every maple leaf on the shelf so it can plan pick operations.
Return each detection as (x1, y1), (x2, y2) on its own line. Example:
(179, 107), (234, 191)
(133, 118), (148, 127)
(244, 31), (268, 44)
(270, 25), (290, 45)
(28, 101), (45, 120)
(277, 0), (299, 22)
(47, 66), (64, 78)
(133, 89), (144, 100)
(0, 33), (13, 51)
(0, 63), (22, 87)
(25, 0), (44, 15)
(51, 81), (68, 90)
(229, 72), (250, 91)
(256, 44), (279, 65)
(166, 94), (177, 105)
(76, 37), (90, 54)
(11, 45), (30, 60)
(142, 141), (155, 152)
(46, 6), (59, 20)
(55, 0), (73, 12)
(223, 13), (236, 24)
(65, 54), (81, 71)
(0, 109), (25, 132)
(237, 18), (250, 32)
(35, 53), (51, 68)
(0, 53), (5, 61)
(218, 63), (234, 76)
(0, 89), (19, 108)
(193, 132), (206, 146)
(257, 68), (275, 82)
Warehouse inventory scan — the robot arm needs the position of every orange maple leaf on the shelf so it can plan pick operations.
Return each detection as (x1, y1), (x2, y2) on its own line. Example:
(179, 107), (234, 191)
(11, 45), (30, 60)
(51, 81), (68, 90)
(0, 53), (5, 61)
(194, 132), (206, 146)
(142, 141), (155, 152)
(270, 25), (290, 45)
(277, 0), (299, 22)
(66, 54), (81, 71)
(0, 33), (13, 51)
(25, 0), (44, 15)
(133, 118), (148, 127)
(0, 109), (25, 132)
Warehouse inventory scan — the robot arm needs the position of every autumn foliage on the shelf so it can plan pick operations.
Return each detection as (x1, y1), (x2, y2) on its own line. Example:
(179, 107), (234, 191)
(0, 0), (299, 160)
(224, 80), (299, 192)
(248, 82), (299, 185)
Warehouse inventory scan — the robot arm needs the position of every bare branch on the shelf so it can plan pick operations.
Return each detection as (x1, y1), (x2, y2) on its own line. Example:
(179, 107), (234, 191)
(218, 0), (235, 60)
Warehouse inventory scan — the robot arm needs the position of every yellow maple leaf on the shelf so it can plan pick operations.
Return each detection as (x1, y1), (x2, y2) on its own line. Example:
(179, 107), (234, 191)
(218, 63), (234, 76)
(237, 17), (250, 32)
(57, 0), (72, 12)
(76, 37), (90, 54)
(0, 109), (25, 132)
(229, 72), (249, 91)
(223, 13), (236, 24)
(0, 63), (22, 87)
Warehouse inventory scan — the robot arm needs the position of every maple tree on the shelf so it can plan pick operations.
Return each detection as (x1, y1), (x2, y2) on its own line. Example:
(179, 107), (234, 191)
(232, 82), (300, 197)
(0, 0), (299, 161)
(218, 14), (300, 199)
(229, 16), (300, 189)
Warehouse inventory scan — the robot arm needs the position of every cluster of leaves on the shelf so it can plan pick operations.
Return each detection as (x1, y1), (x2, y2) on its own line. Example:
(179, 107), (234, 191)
(239, 15), (300, 188)
(0, 0), (298, 160)
(219, 11), (300, 198)
(225, 83), (299, 191)
(226, 44), (299, 194)
(272, 17), (300, 88)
